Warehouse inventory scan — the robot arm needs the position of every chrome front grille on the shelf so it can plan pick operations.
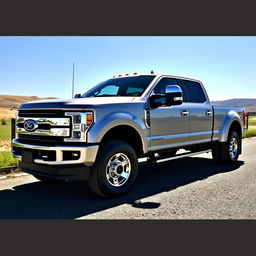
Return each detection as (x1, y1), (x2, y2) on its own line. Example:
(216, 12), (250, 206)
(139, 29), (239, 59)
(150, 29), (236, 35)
(16, 111), (93, 144)
(16, 117), (71, 137)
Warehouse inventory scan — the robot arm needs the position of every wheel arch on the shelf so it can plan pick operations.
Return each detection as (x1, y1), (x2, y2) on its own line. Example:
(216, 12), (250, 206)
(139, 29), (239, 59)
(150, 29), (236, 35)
(219, 110), (243, 143)
(100, 125), (145, 156)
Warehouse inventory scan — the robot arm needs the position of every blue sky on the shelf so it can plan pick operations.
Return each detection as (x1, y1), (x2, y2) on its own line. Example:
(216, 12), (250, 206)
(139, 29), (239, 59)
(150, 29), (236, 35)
(0, 36), (255, 101)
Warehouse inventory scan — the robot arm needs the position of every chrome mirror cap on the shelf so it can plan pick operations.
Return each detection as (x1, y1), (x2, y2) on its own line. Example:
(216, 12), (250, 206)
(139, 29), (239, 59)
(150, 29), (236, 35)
(165, 85), (182, 94)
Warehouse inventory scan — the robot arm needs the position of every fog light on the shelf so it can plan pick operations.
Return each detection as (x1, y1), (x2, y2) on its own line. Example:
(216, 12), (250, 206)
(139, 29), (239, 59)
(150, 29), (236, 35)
(73, 131), (81, 138)
(63, 151), (80, 160)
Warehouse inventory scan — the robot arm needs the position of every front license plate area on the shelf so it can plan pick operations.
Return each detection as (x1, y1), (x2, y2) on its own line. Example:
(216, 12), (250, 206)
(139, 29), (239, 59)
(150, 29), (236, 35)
(22, 150), (33, 163)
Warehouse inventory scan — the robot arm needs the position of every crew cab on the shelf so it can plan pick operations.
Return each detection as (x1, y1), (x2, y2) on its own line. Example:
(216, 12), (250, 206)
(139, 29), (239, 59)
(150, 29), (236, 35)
(12, 73), (246, 197)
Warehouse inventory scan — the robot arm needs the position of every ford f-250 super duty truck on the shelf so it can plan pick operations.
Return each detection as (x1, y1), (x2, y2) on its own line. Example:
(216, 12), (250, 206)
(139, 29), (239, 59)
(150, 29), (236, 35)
(12, 73), (246, 197)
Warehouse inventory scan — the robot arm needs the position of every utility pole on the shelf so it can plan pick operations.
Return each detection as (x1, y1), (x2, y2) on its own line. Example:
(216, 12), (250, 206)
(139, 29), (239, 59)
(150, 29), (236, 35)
(72, 62), (75, 98)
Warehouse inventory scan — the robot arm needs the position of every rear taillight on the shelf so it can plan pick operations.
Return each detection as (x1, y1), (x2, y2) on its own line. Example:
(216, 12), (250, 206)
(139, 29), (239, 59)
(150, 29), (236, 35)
(243, 110), (247, 128)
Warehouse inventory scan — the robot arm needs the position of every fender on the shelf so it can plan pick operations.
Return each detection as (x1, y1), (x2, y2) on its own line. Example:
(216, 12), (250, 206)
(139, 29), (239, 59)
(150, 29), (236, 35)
(87, 111), (149, 153)
(219, 110), (242, 142)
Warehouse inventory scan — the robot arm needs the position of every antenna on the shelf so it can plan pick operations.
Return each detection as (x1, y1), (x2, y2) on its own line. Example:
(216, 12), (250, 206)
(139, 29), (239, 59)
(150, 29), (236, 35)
(72, 62), (75, 98)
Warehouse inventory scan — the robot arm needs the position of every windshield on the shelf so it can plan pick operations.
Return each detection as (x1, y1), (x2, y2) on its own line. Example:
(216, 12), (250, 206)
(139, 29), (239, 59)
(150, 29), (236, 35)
(82, 75), (155, 97)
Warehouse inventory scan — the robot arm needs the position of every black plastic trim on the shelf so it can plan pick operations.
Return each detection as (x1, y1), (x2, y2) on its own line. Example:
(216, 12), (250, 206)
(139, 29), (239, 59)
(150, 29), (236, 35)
(19, 161), (91, 181)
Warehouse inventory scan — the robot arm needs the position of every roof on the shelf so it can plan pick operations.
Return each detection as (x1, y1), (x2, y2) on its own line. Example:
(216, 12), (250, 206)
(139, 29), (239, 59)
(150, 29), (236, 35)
(111, 72), (201, 83)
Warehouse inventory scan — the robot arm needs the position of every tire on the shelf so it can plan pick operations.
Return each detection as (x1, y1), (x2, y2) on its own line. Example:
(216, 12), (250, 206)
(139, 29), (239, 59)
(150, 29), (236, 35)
(212, 131), (241, 164)
(88, 140), (139, 198)
(158, 149), (177, 159)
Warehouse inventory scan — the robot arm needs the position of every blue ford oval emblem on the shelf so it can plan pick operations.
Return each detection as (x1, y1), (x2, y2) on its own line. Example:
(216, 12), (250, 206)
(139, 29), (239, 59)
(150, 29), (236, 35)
(23, 120), (38, 132)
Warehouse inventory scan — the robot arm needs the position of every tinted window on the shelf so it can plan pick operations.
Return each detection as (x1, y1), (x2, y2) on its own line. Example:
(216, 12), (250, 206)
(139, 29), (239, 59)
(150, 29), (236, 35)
(153, 78), (179, 94)
(95, 85), (119, 96)
(82, 75), (155, 97)
(181, 80), (206, 103)
(126, 87), (144, 94)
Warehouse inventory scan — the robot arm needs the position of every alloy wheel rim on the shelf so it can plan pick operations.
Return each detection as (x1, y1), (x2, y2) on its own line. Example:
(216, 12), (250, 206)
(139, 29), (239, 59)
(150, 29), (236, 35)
(229, 137), (238, 159)
(106, 153), (131, 187)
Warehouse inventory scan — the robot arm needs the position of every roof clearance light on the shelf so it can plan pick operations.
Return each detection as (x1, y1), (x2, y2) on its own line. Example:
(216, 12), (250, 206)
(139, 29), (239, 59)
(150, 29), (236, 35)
(125, 73), (129, 76)
(118, 74), (122, 77)
(133, 72), (138, 75)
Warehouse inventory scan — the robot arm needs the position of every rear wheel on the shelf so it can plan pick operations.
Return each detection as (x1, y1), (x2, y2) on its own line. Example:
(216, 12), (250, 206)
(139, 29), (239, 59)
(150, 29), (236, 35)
(212, 131), (240, 164)
(88, 140), (139, 198)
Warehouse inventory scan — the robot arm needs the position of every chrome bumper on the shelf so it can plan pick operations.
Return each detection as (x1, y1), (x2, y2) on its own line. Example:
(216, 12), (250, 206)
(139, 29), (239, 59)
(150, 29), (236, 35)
(11, 139), (99, 166)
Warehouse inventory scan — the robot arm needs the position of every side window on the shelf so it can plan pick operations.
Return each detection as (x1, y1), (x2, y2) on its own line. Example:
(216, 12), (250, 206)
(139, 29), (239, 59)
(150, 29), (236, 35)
(153, 78), (179, 94)
(181, 80), (206, 103)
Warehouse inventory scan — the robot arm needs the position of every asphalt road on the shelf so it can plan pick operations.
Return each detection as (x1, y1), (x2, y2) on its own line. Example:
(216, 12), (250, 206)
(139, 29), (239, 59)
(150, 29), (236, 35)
(0, 137), (255, 219)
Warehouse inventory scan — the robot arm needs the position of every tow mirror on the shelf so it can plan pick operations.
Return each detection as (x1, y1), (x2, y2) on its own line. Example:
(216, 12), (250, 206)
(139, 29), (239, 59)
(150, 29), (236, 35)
(150, 85), (183, 108)
(165, 85), (183, 106)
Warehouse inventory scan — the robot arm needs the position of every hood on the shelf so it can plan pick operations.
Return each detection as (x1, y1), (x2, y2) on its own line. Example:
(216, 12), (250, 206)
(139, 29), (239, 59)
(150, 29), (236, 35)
(19, 97), (136, 110)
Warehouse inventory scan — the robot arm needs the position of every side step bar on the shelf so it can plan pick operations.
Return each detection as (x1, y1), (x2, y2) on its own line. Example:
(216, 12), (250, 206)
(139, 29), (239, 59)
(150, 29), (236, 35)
(150, 149), (212, 164)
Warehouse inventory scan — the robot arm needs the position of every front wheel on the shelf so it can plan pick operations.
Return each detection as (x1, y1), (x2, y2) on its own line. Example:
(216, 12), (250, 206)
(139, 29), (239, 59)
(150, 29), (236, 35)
(88, 140), (139, 198)
(212, 131), (241, 164)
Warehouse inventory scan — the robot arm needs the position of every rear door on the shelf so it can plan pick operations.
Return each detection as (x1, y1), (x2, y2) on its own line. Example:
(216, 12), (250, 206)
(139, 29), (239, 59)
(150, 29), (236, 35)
(149, 77), (189, 151)
(179, 79), (213, 144)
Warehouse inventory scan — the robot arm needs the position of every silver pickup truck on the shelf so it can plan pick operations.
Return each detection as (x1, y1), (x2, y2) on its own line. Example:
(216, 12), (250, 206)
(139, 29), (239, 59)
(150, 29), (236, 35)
(12, 73), (246, 197)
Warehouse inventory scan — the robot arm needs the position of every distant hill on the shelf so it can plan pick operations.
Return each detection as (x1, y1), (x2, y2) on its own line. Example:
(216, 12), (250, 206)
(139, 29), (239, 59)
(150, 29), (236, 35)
(0, 95), (57, 109)
(211, 98), (256, 112)
(0, 95), (57, 119)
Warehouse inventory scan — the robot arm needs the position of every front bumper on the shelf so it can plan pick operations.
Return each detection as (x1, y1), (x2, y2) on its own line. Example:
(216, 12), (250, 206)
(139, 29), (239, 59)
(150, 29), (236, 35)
(18, 161), (91, 181)
(11, 139), (99, 166)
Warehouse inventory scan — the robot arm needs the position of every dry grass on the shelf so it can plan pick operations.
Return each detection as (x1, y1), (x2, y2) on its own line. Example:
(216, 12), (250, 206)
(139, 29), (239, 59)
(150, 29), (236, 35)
(0, 140), (11, 151)
(0, 94), (56, 108)
(0, 95), (57, 119)
(0, 108), (17, 119)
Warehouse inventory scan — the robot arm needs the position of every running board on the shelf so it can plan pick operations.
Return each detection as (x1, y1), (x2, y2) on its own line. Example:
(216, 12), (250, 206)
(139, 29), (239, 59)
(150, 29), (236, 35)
(150, 149), (212, 164)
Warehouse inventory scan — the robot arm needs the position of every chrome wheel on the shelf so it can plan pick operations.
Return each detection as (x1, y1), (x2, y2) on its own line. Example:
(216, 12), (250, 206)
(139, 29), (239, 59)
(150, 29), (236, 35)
(106, 153), (131, 187)
(229, 137), (238, 160)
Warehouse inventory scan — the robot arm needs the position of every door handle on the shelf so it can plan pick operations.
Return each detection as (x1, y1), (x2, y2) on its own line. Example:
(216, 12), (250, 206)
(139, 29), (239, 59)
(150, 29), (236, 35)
(181, 110), (189, 116)
(206, 110), (212, 116)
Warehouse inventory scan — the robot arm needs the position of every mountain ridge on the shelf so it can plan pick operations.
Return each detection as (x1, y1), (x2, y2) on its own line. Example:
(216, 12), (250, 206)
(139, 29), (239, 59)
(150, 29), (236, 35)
(211, 98), (256, 111)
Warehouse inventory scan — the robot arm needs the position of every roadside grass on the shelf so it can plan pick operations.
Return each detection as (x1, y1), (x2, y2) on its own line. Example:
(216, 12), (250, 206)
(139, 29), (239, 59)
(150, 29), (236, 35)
(248, 118), (256, 126)
(0, 119), (11, 141)
(244, 128), (256, 138)
(244, 116), (256, 138)
(0, 151), (17, 167)
(0, 118), (16, 167)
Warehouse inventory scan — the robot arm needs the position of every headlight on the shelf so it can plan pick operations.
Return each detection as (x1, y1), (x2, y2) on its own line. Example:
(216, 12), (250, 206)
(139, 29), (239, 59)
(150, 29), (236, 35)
(64, 112), (93, 142)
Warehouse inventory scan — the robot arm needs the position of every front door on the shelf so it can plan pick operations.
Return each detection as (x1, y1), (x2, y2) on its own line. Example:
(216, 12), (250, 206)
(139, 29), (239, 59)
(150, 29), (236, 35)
(149, 77), (189, 151)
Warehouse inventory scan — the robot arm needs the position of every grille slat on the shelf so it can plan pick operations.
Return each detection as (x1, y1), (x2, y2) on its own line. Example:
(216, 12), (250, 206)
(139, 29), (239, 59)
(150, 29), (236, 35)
(18, 109), (66, 117)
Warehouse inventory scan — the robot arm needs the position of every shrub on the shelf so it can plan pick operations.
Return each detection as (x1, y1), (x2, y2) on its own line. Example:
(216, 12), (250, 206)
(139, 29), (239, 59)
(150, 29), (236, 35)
(1, 119), (7, 125)
(0, 152), (18, 167)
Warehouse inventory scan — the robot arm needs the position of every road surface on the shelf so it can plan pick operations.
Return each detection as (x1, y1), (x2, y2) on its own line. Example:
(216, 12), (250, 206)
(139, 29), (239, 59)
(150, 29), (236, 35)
(0, 137), (255, 219)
